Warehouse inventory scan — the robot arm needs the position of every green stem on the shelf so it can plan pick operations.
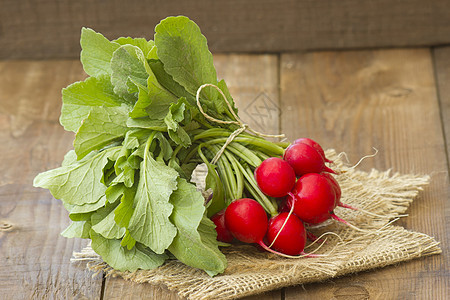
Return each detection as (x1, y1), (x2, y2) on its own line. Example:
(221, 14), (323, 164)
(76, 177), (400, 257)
(193, 127), (256, 142)
(193, 128), (232, 141)
(182, 144), (200, 165)
(223, 150), (244, 200)
(201, 137), (285, 156)
(256, 151), (270, 161)
(242, 180), (271, 213)
(275, 141), (291, 148)
(195, 116), (215, 130)
(245, 165), (278, 215)
(227, 143), (262, 167)
(196, 144), (210, 165)
(209, 144), (237, 200)
(171, 145), (183, 160)
(200, 144), (233, 204)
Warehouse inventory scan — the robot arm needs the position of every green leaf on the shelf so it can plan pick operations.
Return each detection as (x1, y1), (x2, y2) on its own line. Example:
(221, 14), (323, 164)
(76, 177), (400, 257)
(101, 158), (116, 186)
(128, 150), (178, 254)
(62, 75), (122, 107)
(60, 76), (123, 132)
(74, 105), (130, 159)
(128, 80), (150, 118)
(114, 129), (145, 175)
(121, 229), (137, 250)
(164, 99), (186, 131)
(169, 160), (197, 181)
(115, 129), (151, 172)
(168, 126), (191, 147)
(129, 75), (178, 120)
(168, 178), (227, 276)
(64, 196), (107, 219)
(114, 182), (138, 228)
(61, 150), (78, 166)
(33, 147), (121, 205)
(126, 118), (167, 131)
(90, 230), (167, 272)
(61, 220), (91, 239)
(111, 45), (149, 103)
(113, 37), (155, 58)
(154, 16), (218, 101)
(164, 98), (192, 147)
(147, 46), (158, 60)
(91, 202), (126, 239)
(60, 105), (92, 133)
(80, 28), (120, 77)
(122, 166), (136, 188)
(154, 132), (173, 161)
(148, 59), (196, 106)
(105, 183), (126, 204)
(217, 79), (238, 115)
(145, 87), (178, 121)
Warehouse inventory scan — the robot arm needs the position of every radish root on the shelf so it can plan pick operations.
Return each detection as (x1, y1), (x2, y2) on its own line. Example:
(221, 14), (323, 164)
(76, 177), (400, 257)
(334, 147), (378, 174)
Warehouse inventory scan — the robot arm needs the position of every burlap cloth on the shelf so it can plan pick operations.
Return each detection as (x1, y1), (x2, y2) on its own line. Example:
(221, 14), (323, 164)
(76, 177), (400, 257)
(72, 149), (441, 299)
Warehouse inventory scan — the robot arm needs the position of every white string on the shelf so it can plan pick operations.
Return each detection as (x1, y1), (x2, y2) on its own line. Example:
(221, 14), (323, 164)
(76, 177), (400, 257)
(196, 84), (285, 164)
(268, 200), (295, 248)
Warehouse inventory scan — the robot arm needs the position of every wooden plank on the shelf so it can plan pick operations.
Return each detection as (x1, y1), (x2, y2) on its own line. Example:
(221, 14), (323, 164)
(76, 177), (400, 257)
(433, 46), (450, 158)
(101, 54), (283, 299)
(280, 49), (449, 299)
(0, 61), (103, 298)
(3, 0), (450, 59)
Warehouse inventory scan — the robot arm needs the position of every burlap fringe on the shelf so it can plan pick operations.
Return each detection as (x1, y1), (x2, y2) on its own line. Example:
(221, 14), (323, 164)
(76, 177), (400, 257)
(72, 149), (441, 300)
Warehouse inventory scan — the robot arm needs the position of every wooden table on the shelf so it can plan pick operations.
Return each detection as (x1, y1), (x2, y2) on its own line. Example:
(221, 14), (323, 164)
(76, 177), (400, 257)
(1, 48), (448, 299)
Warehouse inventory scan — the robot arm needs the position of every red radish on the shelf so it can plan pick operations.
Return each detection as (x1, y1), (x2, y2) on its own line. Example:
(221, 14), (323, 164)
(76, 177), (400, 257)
(225, 198), (322, 257)
(254, 157), (296, 197)
(211, 209), (234, 243)
(321, 173), (342, 205)
(294, 138), (332, 163)
(287, 173), (337, 224)
(224, 198), (269, 243)
(266, 212), (306, 255)
(288, 173), (367, 231)
(284, 143), (335, 177)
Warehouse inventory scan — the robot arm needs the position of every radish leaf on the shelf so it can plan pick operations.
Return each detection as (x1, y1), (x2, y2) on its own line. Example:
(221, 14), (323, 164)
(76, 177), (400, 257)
(127, 143), (178, 254)
(168, 178), (227, 276)
(80, 28), (120, 77)
(90, 230), (167, 272)
(74, 105), (129, 159)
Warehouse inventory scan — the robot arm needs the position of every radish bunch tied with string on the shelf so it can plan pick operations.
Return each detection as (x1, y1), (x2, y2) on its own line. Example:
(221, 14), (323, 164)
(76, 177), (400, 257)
(33, 15), (383, 275)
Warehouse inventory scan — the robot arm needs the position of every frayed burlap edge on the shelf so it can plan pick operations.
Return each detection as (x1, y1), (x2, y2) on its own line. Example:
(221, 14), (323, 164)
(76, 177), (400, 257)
(71, 149), (441, 300)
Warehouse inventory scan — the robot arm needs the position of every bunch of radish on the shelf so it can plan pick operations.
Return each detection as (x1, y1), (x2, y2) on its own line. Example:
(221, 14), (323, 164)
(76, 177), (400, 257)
(211, 138), (357, 257)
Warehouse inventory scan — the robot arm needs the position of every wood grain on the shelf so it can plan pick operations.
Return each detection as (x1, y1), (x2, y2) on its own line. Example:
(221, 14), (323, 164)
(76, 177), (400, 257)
(2, 0), (450, 59)
(280, 49), (449, 299)
(101, 54), (283, 299)
(433, 46), (450, 160)
(0, 61), (102, 298)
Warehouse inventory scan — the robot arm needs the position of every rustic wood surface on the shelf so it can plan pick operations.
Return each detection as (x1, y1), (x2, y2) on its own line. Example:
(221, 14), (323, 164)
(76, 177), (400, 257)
(2, 0), (450, 59)
(433, 46), (450, 157)
(0, 49), (448, 299)
(0, 61), (102, 299)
